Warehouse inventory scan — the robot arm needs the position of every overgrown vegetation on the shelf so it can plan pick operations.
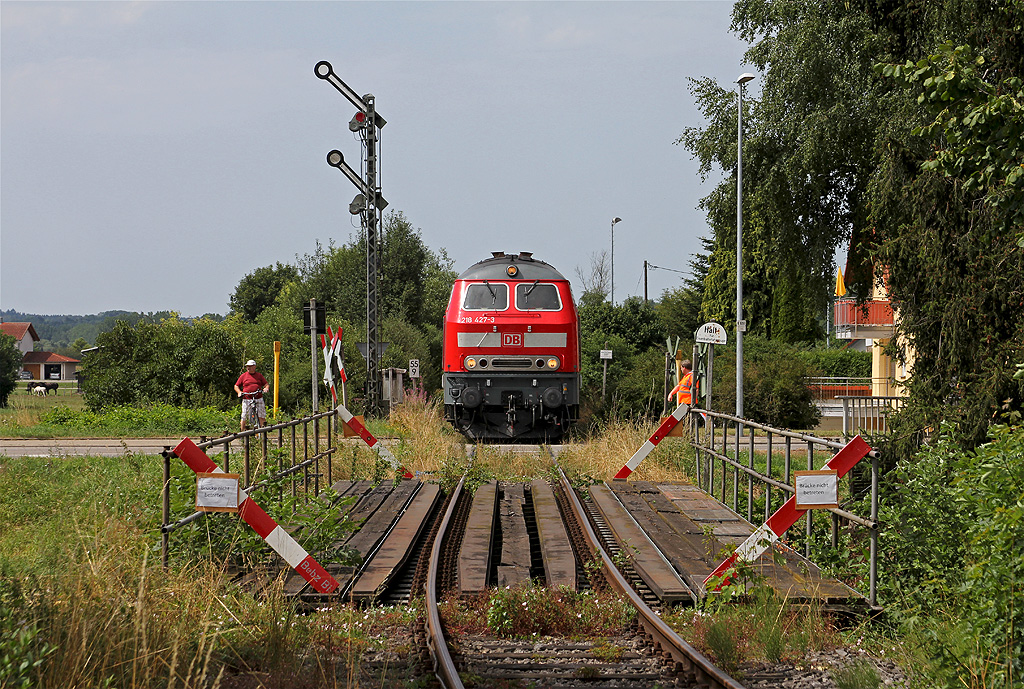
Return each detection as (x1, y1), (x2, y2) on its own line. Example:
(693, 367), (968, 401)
(0, 393), (236, 438)
(439, 586), (633, 640)
(0, 414), (439, 688)
(873, 421), (1023, 688)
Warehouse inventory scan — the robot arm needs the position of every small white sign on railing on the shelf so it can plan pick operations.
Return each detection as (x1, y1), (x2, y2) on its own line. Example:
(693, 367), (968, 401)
(794, 470), (839, 509)
(196, 473), (240, 513)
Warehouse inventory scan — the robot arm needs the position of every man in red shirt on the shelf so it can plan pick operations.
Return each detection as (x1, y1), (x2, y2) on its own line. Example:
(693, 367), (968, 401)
(234, 359), (270, 430)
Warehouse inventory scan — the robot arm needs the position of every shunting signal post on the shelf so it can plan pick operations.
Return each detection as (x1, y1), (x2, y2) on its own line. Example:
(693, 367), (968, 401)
(316, 61), (388, 416)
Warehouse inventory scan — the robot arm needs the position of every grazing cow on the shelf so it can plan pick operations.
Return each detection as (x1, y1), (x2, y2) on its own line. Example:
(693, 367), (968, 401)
(33, 386), (47, 396)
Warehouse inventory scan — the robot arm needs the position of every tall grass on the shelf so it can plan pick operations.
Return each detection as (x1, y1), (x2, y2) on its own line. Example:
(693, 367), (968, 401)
(0, 451), (421, 688)
(556, 418), (694, 485)
(0, 395), (236, 438)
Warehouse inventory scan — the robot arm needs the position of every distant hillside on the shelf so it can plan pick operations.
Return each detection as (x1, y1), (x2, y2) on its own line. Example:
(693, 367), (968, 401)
(0, 309), (224, 358)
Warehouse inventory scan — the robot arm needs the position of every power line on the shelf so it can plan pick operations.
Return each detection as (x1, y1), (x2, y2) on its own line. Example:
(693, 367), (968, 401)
(646, 262), (691, 277)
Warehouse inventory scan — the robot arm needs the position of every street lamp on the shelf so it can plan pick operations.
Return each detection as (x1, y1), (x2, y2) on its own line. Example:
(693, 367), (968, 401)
(735, 72), (754, 419)
(610, 217), (622, 303)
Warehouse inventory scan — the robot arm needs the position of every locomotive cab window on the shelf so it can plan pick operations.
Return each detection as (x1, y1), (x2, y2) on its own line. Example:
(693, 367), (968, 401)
(463, 282), (508, 310)
(515, 282), (561, 311)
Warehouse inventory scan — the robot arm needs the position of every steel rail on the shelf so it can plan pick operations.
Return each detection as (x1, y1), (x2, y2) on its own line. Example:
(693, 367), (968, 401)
(425, 475), (465, 689)
(556, 466), (747, 689)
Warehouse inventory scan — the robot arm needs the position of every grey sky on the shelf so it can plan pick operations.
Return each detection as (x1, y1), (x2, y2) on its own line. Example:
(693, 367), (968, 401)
(1, 1), (751, 317)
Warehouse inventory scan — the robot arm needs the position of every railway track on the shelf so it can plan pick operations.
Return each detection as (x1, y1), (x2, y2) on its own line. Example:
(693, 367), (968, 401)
(423, 449), (746, 689)
(256, 441), (871, 686)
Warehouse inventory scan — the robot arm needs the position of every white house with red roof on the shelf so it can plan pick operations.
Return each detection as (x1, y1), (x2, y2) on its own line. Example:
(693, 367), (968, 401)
(0, 322), (38, 354)
(0, 321), (80, 381)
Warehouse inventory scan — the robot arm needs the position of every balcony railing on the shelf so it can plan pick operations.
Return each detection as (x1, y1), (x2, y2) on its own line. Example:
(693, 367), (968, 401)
(805, 376), (874, 402)
(834, 299), (895, 339)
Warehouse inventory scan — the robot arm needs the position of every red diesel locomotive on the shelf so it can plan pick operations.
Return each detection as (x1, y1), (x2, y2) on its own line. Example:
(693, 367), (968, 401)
(443, 252), (581, 441)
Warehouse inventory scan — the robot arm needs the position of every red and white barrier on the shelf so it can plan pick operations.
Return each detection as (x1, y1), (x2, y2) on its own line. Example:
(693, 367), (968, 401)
(703, 434), (872, 590)
(336, 404), (414, 479)
(320, 326), (346, 406)
(613, 403), (690, 479)
(173, 438), (340, 594)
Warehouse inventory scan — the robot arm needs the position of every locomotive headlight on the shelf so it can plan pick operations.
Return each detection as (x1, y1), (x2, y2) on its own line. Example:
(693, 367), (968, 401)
(464, 357), (478, 370)
(545, 357), (560, 370)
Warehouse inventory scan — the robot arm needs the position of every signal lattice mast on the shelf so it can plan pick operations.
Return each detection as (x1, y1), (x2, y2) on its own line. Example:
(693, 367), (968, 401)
(316, 61), (388, 416)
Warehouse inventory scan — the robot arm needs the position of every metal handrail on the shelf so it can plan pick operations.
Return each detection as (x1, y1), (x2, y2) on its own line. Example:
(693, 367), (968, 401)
(160, 408), (338, 568)
(689, 408), (880, 606)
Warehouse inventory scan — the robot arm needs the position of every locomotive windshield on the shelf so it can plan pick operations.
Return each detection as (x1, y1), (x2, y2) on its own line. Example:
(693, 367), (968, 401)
(463, 282), (508, 310)
(515, 282), (561, 310)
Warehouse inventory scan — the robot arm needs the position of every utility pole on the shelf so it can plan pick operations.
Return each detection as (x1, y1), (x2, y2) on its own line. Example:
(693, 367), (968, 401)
(317, 61), (388, 417)
(644, 260), (649, 302)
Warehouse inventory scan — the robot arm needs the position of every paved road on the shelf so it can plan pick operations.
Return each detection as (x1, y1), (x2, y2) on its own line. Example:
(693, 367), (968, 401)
(0, 438), (182, 458)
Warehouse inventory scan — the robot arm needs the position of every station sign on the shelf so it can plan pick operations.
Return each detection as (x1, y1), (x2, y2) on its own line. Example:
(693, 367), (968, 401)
(695, 322), (728, 345)
(600, 350), (613, 360)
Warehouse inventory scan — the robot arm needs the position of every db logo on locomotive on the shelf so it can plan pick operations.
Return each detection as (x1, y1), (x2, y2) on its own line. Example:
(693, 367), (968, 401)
(502, 333), (523, 347)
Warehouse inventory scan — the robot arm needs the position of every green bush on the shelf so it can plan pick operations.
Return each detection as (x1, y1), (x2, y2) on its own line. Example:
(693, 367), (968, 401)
(798, 346), (872, 378)
(39, 404), (233, 435)
(710, 336), (821, 429)
(81, 317), (240, 411)
(878, 421), (1024, 687)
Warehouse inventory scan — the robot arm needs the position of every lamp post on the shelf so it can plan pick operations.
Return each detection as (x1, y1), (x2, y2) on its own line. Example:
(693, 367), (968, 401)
(735, 72), (754, 419)
(610, 217), (622, 303)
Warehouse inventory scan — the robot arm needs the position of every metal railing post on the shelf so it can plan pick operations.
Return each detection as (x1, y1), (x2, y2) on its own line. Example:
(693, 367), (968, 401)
(303, 418), (309, 502)
(732, 421), (740, 511)
(870, 452), (879, 606)
(805, 441), (813, 558)
(314, 416), (320, 497)
(747, 429), (755, 522)
(244, 434), (251, 488)
(162, 447), (170, 569)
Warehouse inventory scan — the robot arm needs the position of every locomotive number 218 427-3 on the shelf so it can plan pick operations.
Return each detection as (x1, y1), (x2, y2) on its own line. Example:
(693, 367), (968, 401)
(459, 316), (495, 324)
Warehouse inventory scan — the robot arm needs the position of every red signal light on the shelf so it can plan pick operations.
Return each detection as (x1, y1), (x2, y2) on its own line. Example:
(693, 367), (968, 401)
(349, 111), (368, 131)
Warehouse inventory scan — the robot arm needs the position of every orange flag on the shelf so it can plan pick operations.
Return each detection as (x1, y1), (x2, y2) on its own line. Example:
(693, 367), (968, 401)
(834, 267), (847, 297)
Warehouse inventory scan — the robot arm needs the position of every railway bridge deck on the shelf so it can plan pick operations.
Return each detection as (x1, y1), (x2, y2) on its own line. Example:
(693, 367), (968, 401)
(270, 473), (865, 610)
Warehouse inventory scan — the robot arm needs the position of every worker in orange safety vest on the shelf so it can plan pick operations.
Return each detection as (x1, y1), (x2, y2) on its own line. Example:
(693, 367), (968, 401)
(667, 359), (694, 406)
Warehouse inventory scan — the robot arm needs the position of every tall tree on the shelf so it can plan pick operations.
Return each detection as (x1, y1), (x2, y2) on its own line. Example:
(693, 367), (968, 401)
(0, 334), (21, 408)
(286, 211), (456, 330)
(657, 237), (713, 340)
(229, 262), (299, 322)
(679, 0), (1023, 447)
(870, 28), (1024, 448)
(678, 0), (888, 343)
